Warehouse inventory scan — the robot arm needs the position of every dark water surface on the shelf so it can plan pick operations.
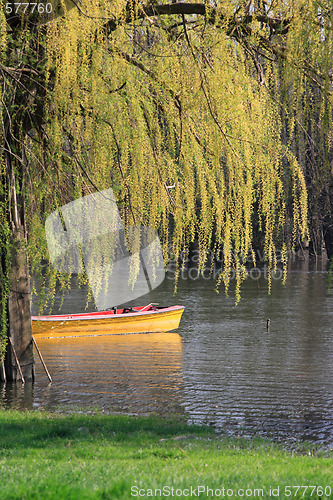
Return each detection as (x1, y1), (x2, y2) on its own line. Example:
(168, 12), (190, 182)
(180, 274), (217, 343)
(1, 267), (333, 446)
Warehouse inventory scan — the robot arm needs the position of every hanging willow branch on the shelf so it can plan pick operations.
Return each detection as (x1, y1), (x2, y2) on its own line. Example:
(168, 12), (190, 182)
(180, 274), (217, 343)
(2, 0), (331, 324)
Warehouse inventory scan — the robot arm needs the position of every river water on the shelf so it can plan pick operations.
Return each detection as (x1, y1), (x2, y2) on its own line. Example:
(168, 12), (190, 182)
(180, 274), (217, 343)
(1, 263), (333, 447)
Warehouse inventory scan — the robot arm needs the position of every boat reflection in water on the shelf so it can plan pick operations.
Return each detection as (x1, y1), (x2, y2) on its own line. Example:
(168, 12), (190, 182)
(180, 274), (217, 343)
(28, 332), (184, 415)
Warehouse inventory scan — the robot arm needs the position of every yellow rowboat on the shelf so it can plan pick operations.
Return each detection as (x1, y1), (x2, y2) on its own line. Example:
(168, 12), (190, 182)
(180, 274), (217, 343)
(32, 304), (185, 339)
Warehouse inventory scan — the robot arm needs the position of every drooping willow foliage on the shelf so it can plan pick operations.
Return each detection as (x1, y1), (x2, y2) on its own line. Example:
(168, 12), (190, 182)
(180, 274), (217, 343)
(1, 0), (332, 351)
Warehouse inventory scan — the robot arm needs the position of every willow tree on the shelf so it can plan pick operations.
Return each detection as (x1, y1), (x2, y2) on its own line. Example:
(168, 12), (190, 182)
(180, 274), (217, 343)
(1, 0), (331, 381)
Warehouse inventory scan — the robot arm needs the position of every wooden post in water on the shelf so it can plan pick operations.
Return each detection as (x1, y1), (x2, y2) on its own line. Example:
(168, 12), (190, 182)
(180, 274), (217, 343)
(266, 318), (271, 332)
(32, 336), (52, 383)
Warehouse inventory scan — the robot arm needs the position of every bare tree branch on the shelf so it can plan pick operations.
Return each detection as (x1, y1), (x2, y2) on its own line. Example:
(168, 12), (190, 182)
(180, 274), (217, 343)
(105, 2), (291, 36)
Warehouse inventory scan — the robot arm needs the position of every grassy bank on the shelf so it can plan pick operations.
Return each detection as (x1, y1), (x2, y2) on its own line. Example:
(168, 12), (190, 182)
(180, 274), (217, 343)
(0, 410), (332, 499)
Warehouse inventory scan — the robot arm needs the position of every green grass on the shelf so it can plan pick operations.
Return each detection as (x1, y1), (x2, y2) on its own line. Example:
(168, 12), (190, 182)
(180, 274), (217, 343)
(0, 410), (332, 499)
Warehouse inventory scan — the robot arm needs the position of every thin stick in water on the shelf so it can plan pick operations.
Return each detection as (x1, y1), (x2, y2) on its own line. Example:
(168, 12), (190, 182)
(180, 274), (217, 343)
(32, 336), (52, 383)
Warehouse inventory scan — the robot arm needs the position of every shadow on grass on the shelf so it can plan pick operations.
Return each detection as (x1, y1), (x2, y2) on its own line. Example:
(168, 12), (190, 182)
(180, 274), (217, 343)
(0, 409), (213, 451)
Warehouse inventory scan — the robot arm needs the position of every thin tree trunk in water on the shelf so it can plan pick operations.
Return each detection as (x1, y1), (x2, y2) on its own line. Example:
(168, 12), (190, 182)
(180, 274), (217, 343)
(1, 157), (34, 382)
(3, 226), (34, 382)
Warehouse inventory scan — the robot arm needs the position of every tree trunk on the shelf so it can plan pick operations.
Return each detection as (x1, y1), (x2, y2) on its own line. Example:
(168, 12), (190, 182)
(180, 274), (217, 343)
(2, 228), (34, 383)
(0, 102), (35, 381)
(323, 180), (333, 261)
(324, 226), (333, 261)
